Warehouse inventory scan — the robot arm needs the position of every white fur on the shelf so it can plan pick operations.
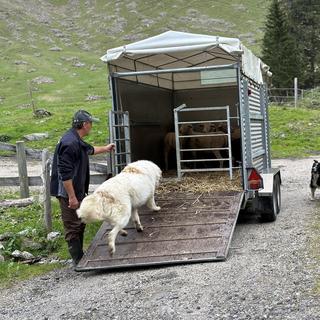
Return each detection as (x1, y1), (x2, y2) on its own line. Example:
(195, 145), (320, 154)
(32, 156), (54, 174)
(77, 160), (162, 255)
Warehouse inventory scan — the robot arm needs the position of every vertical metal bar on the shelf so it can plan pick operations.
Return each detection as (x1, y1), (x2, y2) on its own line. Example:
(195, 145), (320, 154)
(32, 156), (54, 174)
(108, 76), (117, 176)
(237, 67), (248, 191)
(261, 85), (271, 169)
(235, 103), (240, 126)
(294, 77), (298, 108)
(174, 108), (182, 179)
(108, 110), (116, 176)
(124, 112), (131, 164)
(226, 106), (233, 180)
(259, 85), (268, 169)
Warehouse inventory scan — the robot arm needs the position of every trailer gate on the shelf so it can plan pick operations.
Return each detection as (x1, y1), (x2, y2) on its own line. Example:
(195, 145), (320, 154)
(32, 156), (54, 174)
(76, 191), (243, 272)
(174, 104), (233, 179)
(109, 110), (131, 175)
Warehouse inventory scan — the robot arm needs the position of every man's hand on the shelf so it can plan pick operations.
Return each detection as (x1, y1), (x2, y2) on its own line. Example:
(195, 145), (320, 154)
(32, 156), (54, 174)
(94, 144), (116, 155)
(105, 143), (115, 152)
(68, 195), (79, 209)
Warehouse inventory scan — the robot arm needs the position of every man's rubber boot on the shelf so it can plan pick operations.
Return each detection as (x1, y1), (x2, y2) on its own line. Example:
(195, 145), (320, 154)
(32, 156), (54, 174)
(67, 238), (84, 269)
(79, 232), (84, 252)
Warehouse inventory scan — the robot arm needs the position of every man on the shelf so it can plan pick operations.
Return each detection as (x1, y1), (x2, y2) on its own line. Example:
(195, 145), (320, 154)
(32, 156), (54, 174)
(50, 109), (115, 267)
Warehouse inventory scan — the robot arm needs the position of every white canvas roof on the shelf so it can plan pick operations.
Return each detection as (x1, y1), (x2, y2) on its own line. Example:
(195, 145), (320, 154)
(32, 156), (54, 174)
(101, 30), (270, 84)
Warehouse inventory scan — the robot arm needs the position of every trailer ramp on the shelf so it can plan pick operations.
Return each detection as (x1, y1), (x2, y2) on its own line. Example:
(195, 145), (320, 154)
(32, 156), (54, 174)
(76, 191), (243, 272)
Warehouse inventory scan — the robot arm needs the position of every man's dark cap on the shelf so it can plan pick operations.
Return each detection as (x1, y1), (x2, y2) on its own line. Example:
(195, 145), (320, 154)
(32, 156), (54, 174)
(72, 110), (100, 124)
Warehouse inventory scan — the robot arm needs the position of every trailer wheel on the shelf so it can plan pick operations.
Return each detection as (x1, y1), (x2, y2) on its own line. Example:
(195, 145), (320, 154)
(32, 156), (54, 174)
(260, 175), (281, 222)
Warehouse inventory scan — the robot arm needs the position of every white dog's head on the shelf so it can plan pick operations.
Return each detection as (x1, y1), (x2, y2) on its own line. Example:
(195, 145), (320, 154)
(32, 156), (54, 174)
(76, 193), (104, 224)
(77, 191), (123, 224)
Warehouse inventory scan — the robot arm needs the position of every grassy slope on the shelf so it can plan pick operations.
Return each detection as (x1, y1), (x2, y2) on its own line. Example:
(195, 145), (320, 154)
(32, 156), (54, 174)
(0, 0), (270, 151)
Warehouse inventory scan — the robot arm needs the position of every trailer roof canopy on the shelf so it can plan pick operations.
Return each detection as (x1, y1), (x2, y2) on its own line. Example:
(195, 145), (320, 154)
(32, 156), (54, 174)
(101, 30), (270, 86)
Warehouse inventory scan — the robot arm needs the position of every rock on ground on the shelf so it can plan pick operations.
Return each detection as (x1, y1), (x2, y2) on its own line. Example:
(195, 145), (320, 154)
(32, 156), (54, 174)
(49, 46), (62, 51)
(11, 250), (34, 260)
(31, 76), (55, 84)
(47, 231), (61, 241)
(24, 133), (49, 141)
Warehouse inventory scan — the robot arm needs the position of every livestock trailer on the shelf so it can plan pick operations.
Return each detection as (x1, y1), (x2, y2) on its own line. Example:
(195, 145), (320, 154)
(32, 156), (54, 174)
(76, 31), (281, 272)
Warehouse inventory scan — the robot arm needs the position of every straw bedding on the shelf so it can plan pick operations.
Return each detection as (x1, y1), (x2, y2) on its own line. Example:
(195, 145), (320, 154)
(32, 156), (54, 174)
(157, 171), (243, 194)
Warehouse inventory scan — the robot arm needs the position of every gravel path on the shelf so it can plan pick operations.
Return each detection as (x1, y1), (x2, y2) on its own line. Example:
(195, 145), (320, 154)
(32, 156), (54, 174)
(0, 158), (319, 320)
(0, 157), (41, 177)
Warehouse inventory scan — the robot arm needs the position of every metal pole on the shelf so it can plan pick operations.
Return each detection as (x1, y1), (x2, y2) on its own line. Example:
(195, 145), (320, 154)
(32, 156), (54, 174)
(124, 112), (131, 165)
(294, 77), (298, 108)
(236, 66), (248, 191)
(112, 63), (238, 78)
(16, 141), (29, 198)
(226, 106), (233, 180)
(174, 109), (182, 179)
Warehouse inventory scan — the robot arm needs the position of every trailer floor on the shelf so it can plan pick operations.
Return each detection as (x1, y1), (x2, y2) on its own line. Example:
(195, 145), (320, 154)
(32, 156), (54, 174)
(76, 191), (244, 271)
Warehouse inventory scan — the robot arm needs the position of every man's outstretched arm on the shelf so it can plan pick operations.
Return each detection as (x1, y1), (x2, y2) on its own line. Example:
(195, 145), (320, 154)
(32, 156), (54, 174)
(93, 143), (115, 155)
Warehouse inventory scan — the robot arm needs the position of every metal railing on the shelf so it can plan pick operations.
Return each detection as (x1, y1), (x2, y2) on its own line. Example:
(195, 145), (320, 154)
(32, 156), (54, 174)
(174, 104), (233, 180)
(268, 87), (304, 104)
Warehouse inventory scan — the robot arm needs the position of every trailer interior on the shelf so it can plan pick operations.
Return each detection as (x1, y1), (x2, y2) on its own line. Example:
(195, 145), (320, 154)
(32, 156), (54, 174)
(113, 67), (242, 174)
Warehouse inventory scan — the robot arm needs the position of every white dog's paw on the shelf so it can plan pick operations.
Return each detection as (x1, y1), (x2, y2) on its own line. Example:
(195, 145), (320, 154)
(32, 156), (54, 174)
(310, 197), (316, 201)
(108, 243), (115, 256)
(153, 206), (161, 211)
(120, 229), (128, 237)
(136, 224), (144, 232)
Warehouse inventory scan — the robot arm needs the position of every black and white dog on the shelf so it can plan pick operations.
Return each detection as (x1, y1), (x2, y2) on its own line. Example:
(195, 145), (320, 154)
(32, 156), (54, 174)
(310, 160), (320, 200)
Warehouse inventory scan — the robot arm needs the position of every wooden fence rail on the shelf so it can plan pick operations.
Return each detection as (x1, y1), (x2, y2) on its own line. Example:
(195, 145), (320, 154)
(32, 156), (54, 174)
(0, 173), (108, 187)
(0, 141), (109, 232)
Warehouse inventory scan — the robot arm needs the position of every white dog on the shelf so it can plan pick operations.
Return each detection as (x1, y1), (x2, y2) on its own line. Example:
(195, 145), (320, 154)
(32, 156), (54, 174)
(77, 160), (162, 255)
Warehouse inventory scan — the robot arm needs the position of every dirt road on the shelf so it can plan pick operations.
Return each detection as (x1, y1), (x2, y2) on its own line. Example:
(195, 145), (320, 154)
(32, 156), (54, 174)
(0, 158), (319, 320)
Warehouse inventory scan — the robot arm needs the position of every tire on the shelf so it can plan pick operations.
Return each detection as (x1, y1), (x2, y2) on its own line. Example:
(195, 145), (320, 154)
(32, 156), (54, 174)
(260, 175), (281, 222)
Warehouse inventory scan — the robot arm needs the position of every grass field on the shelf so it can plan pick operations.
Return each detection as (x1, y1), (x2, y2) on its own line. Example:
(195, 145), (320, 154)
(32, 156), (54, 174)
(269, 104), (320, 159)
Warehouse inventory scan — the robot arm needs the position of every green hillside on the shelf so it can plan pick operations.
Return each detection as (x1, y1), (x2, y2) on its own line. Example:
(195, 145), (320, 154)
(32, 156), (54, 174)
(0, 0), (270, 150)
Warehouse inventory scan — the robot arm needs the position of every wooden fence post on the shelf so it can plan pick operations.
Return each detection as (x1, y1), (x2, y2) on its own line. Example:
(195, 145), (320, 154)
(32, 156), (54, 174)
(16, 141), (29, 198)
(42, 149), (52, 232)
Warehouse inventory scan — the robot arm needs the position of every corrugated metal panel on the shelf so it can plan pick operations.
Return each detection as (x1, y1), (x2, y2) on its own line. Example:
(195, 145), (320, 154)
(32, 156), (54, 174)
(76, 191), (244, 272)
(252, 155), (264, 172)
(248, 80), (266, 170)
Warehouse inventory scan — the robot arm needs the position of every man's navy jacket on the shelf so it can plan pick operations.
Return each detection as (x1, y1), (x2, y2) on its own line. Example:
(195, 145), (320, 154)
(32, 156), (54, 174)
(50, 128), (94, 201)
